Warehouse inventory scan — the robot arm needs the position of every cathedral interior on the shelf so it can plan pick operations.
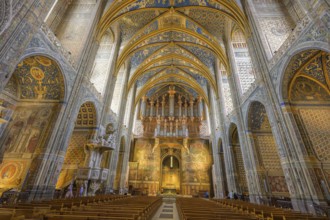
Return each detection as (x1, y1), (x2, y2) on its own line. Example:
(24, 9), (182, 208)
(0, 0), (329, 219)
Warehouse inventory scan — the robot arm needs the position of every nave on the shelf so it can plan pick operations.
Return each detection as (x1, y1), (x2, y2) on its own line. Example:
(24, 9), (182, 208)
(0, 195), (328, 220)
(0, 0), (329, 219)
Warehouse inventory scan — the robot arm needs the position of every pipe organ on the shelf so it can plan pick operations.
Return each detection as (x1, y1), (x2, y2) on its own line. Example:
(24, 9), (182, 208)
(139, 86), (205, 137)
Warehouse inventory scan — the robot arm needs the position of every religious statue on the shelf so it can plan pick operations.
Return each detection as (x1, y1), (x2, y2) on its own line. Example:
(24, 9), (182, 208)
(90, 123), (117, 149)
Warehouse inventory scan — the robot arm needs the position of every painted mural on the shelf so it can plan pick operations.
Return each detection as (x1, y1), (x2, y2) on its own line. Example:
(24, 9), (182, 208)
(181, 139), (212, 195)
(132, 139), (161, 182)
(0, 104), (59, 191)
(12, 56), (65, 100)
(128, 138), (212, 195)
(0, 160), (29, 190)
(128, 138), (160, 195)
(0, 105), (57, 155)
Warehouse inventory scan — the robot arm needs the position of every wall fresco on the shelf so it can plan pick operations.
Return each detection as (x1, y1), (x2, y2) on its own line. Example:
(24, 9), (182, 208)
(0, 104), (57, 154)
(128, 138), (212, 195)
(0, 160), (28, 189)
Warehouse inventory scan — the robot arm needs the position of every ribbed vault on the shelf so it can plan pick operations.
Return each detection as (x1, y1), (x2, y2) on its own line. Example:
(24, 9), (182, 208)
(98, 0), (249, 105)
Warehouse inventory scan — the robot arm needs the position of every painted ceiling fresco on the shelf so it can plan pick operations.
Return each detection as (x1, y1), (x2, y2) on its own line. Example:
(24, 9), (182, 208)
(5, 56), (65, 101)
(99, 0), (247, 102)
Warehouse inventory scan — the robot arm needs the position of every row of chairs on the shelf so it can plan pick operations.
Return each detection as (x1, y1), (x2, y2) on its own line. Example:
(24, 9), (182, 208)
(176, 197), (258, 220)
(213, 199), (328, 220)
(0, 194), (162, 220)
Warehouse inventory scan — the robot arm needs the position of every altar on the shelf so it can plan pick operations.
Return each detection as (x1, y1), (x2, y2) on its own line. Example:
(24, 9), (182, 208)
(162, 188), (177, 194)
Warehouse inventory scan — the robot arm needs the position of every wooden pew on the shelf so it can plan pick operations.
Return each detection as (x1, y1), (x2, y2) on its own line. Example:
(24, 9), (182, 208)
(212, 199), (328, 220)
(176, 198), (258, 220)
(0, 195), (162, 220)
(44, 196), (161, 220)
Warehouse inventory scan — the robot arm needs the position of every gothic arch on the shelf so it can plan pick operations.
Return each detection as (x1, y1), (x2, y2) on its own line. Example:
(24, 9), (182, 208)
(228, 123), (248, 194)
(55, 101), (98, 190)
(217, 138), (228, 195)
(278, 46), (330, 102)
(18, 51), (71, 101)
(280, 49), (330, 202)
(114, 136), (127, 190)
(247, 101), (289, 198)
(3, 54), (66, 101)
(76, 99), (100, 128)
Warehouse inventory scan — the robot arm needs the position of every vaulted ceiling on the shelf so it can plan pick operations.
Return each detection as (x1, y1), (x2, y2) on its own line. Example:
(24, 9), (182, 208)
(98, 0), (249, 105)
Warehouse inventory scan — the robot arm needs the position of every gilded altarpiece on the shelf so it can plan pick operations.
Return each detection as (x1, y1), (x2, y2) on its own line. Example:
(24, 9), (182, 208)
(128, 138), (212, 196)
(181, 139), (212, 196)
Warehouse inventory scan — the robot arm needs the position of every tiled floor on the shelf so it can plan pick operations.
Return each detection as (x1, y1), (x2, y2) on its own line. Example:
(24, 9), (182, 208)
(151, 197), (179, 220)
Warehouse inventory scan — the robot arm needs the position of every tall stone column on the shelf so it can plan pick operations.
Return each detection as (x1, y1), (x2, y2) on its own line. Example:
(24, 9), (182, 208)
(106, 60), (131, 192)
(100, 24), (121, 123)
(118, 85), (137, 191)
(213, 61), (236, 198)
(223, 24), (261, 203)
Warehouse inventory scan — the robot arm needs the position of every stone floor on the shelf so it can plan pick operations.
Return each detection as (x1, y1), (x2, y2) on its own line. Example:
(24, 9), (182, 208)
(151, 197), (179, 220)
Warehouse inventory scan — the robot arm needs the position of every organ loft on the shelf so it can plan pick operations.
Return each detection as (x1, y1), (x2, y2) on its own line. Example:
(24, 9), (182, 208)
(0, 0), (329, 219)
